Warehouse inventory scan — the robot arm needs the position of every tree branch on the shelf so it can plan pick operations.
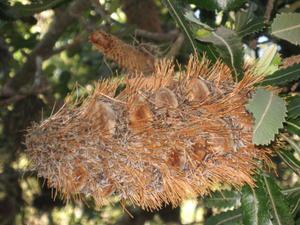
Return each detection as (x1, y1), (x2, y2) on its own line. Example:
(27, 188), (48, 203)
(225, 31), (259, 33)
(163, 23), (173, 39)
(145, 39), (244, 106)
(2, 0), (91, 97)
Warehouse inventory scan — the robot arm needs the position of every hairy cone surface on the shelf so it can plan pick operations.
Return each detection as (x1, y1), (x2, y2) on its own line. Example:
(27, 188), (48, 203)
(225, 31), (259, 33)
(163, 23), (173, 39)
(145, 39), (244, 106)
(25, 56), (268, 210)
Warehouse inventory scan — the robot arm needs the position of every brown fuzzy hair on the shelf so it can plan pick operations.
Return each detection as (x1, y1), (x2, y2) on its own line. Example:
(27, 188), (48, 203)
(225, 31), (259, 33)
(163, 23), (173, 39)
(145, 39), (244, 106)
(25, 55), (269, 211)
(90, 30), (155, 74)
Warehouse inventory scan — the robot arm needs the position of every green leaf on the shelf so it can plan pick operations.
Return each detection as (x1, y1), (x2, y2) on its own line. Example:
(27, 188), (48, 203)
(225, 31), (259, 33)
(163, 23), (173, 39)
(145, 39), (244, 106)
(281, 134), (300, 155)
(241, 179), (272, 225)
(283, 186), (300, 216)
(205, 208), (243, 225)
(196, 26), (244, 81)
(235, 11), (264, 37)
(184, 11), (221, 61)
(185, 11), (215, 31)
(255, 44), (278, 76)
(246, 89), (287, 145)
(282, 186), (300, 195)
(276, 150), (300, 175)
(271, 13), (300, 46)
(287, 96), (300, 119)
(262, 174), (295, 225)
(204, 190), (241, 209)
(185, 12), (243, 79)
(260, 63), (300, 86)
(285, 119), (300, 136)
(162, 0), (198, 54)
(188, 0), (247, 11)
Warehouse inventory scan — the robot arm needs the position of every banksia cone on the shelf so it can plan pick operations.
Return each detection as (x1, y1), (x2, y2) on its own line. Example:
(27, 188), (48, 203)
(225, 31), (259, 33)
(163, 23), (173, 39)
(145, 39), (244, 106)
(25, 55), (269, 211)
(90, 30), (155, 74)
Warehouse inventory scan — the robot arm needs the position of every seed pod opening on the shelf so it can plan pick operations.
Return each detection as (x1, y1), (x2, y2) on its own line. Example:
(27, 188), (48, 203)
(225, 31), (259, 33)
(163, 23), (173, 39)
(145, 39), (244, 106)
(155, 87), (178, 109)
(188, 78), (210, 102)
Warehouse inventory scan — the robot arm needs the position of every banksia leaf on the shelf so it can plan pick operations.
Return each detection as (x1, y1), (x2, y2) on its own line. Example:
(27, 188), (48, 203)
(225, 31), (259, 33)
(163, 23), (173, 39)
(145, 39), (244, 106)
(276, 150), (300, 176)
(262, 174), (295, 225)
(271, 13), (300, 46)
(285, 119), (300, 136)
(204, 190), (241, 209)
(197, 27), (244, 81)
(260, 63), (300, 86)
(26, 55), (270, 210)
(162, 0), (198, 53)
(90, 30), (155, 73)
(254, 44), (278, 76)
(287, 96), (300, 119)
(205, 208), (243, 225)
(241, 178), (272, 225)
(283, 186), (300, 216)
(246, 88), (287, 145)
(235, 10), (264, 38)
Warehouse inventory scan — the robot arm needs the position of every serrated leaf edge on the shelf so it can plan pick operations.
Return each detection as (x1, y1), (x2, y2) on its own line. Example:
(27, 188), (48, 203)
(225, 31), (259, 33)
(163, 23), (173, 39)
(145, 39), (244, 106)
(261, 66), (300, 85)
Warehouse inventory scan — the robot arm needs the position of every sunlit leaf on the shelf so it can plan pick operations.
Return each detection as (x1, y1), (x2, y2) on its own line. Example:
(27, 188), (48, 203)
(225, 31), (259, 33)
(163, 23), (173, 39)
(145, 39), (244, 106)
(246, 89), (287, 145)
(254, 44), (278, 76)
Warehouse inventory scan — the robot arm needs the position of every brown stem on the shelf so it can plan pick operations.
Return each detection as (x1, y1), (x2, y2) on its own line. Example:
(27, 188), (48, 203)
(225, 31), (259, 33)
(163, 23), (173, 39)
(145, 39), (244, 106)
(264, 0), (275, 23)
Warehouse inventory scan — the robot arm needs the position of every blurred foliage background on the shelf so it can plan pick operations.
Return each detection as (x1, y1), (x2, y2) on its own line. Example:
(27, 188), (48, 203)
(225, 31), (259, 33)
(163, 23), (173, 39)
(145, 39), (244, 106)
(1, 0), (300, 224)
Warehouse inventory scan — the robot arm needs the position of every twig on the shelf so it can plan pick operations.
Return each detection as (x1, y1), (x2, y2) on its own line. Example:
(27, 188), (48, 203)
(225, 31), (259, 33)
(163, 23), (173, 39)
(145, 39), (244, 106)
(264, 0), (275, 23)
(166, 33), (185, 58)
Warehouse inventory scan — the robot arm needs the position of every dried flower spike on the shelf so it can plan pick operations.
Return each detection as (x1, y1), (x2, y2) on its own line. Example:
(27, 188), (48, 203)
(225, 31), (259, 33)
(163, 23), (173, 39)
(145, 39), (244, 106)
(90, 30), (155, 73)
(25, 55), (269, 211)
